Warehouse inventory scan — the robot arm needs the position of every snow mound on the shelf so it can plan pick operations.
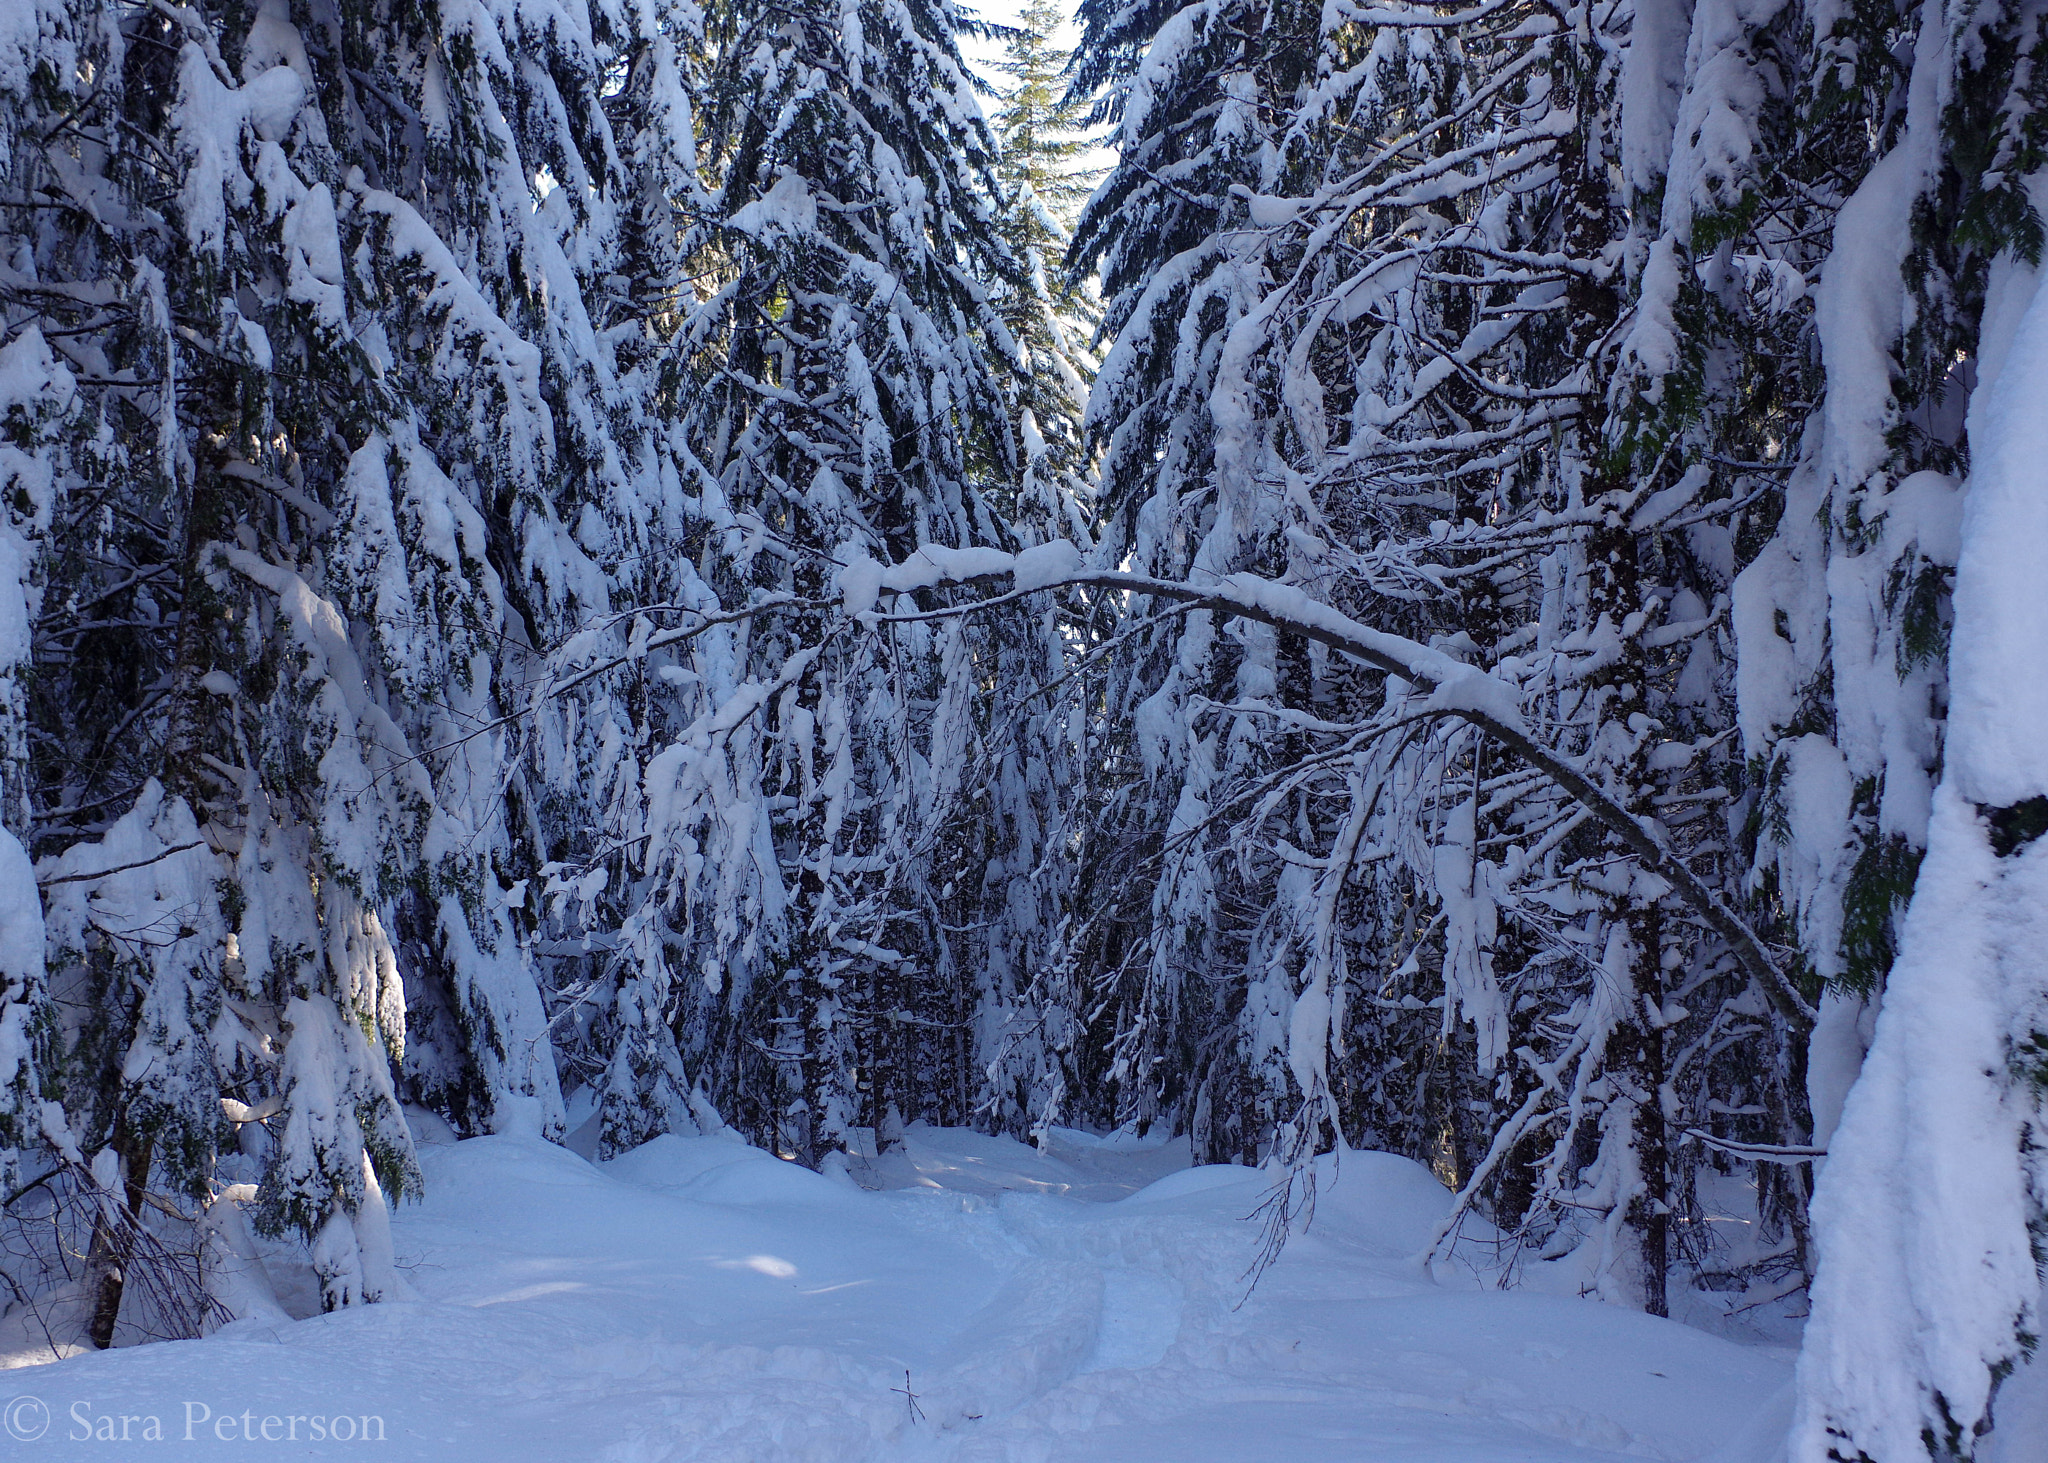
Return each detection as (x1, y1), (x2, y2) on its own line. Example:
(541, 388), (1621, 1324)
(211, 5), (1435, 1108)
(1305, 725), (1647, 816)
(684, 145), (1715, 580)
(1116, 1162), (1263, 1208)
(599, 1130), (769, 1189)
(6, 1128), (1794, 1462)
(1309, 1149), (1499, 1256)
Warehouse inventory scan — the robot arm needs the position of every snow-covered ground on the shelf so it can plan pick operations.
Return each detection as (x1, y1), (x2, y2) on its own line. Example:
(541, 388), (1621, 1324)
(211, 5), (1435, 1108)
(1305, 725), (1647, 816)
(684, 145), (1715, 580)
(1, 1123), (1799, 1461)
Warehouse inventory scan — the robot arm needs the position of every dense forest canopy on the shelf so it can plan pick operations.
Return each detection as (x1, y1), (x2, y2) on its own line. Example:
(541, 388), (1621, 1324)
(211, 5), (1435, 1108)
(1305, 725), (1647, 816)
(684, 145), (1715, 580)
(0, 0), (2044, 1456)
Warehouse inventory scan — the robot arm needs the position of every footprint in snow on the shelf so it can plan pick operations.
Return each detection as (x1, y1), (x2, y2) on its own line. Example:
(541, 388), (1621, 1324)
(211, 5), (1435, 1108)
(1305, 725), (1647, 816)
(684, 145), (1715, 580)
(1080, 1267), (1183, 1374)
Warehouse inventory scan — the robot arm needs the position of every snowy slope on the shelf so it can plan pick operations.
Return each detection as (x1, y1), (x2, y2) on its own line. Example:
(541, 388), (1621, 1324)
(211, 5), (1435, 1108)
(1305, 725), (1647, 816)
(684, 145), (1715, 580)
(4, 1125), (1790, 1461)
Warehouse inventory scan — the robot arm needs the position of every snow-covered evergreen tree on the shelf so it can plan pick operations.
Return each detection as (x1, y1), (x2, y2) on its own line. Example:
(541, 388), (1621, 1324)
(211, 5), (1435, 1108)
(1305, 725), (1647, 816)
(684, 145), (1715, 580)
(0, 0), (691, 1330)
(1751, 0), (2048, 1455)
(1062, 0), (1825, 1319)
(1061, 0), (1325, 1155)
(990, 0), (1098, 547)
(533, 0), (1100, 1163)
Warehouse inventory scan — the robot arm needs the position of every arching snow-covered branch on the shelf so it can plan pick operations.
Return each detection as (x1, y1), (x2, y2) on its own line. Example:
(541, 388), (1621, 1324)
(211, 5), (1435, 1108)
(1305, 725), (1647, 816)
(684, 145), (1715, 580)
(841, 543), (1806, 1027)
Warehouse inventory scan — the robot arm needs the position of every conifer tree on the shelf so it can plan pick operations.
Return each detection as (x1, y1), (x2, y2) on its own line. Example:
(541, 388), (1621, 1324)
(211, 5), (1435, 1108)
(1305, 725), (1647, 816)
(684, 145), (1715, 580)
(1064, 0), (1816, 1317)
(563, 0), (1055, 1159)
(990, 0), (1098, 546)
(0, 0), (691, 1329)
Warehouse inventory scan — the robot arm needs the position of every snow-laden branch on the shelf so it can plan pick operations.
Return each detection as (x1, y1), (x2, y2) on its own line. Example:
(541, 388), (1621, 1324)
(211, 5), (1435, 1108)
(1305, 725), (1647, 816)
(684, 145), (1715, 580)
(1681, 1129), (1825, 1164)
(842, 542), (1811, 1028)
(36, 840), (208, 888)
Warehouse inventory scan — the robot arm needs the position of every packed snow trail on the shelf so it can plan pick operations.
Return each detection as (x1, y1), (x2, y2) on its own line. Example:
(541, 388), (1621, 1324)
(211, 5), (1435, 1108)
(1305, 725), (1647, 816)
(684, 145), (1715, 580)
(6, 1124), (1794, 1461)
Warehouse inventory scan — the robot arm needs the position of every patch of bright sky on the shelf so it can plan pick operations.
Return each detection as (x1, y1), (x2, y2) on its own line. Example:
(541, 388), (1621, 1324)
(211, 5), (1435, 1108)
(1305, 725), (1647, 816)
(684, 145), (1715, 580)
(959, 0), (1083, 71)
(960, 0), (1114, 174)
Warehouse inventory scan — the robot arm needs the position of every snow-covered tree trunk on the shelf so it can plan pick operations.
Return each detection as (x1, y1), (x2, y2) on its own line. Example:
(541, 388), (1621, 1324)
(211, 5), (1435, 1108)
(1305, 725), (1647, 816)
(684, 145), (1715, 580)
(1793, 154), (2048, 1463)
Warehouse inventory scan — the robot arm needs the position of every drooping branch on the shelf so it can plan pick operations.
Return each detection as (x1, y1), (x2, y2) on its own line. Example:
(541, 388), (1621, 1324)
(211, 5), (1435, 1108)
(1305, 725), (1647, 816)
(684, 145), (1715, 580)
(1682, 1129), (1825, 1164)
(845, 545), (1811, 1028)
(477, 541), (1804, 1028)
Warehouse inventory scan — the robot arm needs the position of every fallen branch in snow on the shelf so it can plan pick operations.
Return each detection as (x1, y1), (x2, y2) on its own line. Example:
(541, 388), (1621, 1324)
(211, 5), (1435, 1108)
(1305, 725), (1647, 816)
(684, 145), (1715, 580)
(0, 1160), (229, 1348)
(891, 1370), (925, 1425)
